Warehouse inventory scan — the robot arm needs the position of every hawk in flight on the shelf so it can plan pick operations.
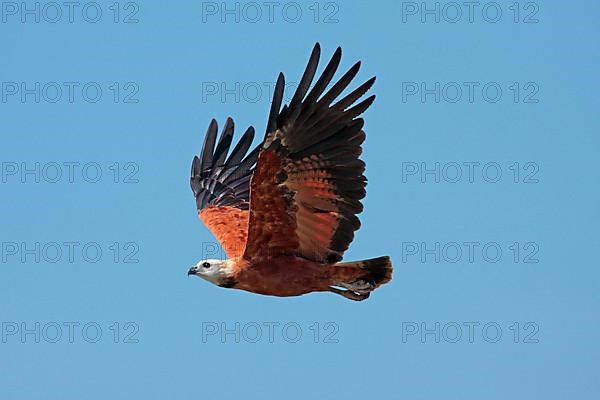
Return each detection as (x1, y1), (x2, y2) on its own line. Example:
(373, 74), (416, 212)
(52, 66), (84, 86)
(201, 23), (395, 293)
(188, 43), (392, 301)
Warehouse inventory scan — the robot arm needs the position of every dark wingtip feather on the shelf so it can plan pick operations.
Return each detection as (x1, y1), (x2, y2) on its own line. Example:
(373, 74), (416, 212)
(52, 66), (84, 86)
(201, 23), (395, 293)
(303, 46), (342, 107)
(191, 155), (200, 180)
(266, 72), (285, 135)
(200, 119), (218, 173)
(333, 77), (376, 111)
(317, 60), (362, 106)
(213, 117), (235, 167)
(287, 44), (321, 119)
(345, 94), (376, 118)
(226, 126), (255, 167)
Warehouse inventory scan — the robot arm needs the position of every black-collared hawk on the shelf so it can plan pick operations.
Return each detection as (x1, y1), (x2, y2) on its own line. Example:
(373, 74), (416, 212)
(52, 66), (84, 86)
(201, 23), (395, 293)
(188, 43), (392, 301)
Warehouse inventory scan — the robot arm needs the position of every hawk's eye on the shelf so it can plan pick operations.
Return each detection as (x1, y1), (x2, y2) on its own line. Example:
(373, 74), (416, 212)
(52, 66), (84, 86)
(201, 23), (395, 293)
(202, 262), (211, 269)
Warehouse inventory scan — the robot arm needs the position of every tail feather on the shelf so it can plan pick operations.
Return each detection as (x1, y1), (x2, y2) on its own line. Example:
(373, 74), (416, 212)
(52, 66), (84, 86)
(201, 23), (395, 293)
(329, 256), (393, 301)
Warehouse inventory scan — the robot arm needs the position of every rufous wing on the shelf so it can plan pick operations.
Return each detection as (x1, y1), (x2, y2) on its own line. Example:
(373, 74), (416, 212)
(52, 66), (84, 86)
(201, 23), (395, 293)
(244, 43), (375, 264)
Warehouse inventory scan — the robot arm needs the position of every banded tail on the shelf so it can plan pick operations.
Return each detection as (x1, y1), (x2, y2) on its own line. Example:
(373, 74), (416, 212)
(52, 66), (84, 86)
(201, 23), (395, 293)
(328, 256), (393, 301)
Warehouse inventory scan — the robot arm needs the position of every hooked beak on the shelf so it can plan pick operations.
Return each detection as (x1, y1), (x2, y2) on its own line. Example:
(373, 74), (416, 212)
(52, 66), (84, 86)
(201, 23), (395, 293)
(188, 266), (198, 277)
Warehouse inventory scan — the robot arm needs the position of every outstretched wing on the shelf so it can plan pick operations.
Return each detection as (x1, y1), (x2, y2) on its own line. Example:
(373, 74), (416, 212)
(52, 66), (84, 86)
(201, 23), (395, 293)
(244, 43), (375, 264)
(190, 117), (259, 258)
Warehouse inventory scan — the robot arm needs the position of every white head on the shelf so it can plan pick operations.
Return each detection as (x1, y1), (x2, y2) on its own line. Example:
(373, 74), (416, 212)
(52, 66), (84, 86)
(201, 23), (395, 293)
(188, 259), (234, 287)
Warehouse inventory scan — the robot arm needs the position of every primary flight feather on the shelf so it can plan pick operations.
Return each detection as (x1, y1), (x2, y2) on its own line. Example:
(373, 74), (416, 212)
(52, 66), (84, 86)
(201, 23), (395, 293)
(188, 43), (392, 301)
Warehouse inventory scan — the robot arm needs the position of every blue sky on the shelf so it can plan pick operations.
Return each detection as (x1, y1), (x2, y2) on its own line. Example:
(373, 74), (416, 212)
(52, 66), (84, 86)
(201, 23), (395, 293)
(1, 0), (599, 398)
